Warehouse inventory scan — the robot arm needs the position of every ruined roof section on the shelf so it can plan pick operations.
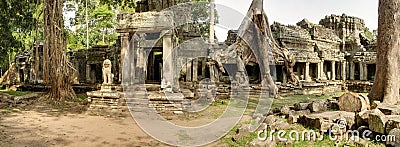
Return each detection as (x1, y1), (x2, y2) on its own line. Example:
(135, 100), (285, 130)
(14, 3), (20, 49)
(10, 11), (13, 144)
(319, 14), (365, 38)
(311, 25), (341, 42)
(271, 22), (312, 41)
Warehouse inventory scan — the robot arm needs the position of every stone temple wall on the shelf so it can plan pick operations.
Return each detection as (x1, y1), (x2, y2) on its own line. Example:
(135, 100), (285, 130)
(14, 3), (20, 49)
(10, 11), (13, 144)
(5, 14), (377, 94)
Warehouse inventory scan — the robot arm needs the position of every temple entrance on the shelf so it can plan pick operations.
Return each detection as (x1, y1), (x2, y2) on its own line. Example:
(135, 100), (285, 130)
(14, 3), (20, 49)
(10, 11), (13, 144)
(294, 62), (306, 80)
(275, 65), (284, 83)
(367, 64), (376, 81)
(245, 63), (261, 84)
(323, 61), (332, 80)
(354, 62), (360, 80)
(146, 48), (163, 83)
(89, 64), (102, 84)
(310, 63), (318, 81)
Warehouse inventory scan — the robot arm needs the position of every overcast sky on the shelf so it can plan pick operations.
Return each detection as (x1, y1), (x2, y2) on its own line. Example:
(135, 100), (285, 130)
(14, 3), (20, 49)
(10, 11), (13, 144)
(214, 0), (378, 42)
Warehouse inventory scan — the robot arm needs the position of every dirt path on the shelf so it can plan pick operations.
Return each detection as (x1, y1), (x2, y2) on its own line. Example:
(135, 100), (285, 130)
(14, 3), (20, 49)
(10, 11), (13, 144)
(0, 110), (163, 147)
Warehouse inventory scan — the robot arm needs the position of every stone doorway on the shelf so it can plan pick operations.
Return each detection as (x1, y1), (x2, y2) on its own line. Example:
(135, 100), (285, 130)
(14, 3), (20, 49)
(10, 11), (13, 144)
(367, 64), (376, 81)
(354, 62), (360, 80)
(310, 63), (318, 81)
(89, 64), (102, 84)
(245, 63), (261, 84)
(146, 49), (163, 83)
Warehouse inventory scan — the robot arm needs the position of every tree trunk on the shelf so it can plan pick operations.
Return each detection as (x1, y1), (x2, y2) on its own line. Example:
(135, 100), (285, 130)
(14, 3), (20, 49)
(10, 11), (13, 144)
(369, 0), (400, 105)
(43, 0), (76, 101)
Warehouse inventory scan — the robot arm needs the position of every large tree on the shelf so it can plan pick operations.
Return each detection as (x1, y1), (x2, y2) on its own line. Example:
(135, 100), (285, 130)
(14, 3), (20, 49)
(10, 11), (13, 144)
(43, 0), (76, 101)
(368, 0), (400, 104)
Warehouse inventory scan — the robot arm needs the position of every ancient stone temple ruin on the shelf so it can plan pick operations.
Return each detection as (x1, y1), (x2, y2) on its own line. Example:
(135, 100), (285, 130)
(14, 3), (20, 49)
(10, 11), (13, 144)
(0, 0), (377, 114)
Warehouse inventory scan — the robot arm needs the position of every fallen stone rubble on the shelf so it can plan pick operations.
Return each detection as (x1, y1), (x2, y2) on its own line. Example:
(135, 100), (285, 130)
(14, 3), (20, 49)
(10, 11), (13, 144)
(232, 92), (400, 146)
(0, 92), (40, 109)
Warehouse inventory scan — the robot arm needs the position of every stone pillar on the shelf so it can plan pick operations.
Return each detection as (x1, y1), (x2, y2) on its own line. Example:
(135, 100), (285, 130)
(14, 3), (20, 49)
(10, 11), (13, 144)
(297, 64), (301, 79)
(86, 64), (91, 83)
(192, 58), (198, 82)
(341, 62), (346, 81)
(318, 61), (324, 80)
(186, 59), (192, 82)
(282, 66), (287, 84)
(317, 62), (321, 80)
(359, 63), (364, 81)
(210, 63), (215, 82)
(331, 61), (336, 80)
(201, 59), (206, 78)
(136, 46), (145, 84)
(120, 32), (130, 83)
(364, 63), (368, 81)
(161, 31), (174, 89)
(305, 62), (311, 82)
(350, 62), (355, 80)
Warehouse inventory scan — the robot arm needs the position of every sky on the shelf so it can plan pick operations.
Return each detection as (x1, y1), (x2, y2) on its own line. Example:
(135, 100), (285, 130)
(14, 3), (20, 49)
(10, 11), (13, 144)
(214, 0), (378, 42)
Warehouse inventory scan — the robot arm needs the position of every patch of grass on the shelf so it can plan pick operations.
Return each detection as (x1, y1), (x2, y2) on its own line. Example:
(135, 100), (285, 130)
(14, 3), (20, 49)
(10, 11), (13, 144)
(0, 90), (31, 96)
(76, 94), (88, 101)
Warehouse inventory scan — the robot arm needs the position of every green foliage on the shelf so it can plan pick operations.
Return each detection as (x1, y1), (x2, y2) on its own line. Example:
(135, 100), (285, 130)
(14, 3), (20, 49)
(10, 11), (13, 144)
(364, 27), (374, 40)
(0, 0), (41, 72)
(190, 0), (219, 41)
(65, 0), (135, 50)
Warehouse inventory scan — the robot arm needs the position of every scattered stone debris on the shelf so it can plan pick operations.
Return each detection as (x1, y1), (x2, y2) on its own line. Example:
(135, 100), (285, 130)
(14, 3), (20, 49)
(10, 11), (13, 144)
(0, 92), (40, 109)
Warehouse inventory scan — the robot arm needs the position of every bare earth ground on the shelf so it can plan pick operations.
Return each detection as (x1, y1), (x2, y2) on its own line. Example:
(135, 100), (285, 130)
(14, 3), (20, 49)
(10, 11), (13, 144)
(0, 100), (232, 147)
(0, 93), (340, 146)
(0, 110), (166, 146)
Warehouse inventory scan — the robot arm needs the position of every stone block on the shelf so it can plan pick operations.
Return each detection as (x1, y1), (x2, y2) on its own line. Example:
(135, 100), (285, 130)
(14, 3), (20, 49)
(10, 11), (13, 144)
(377, 103), (400, 115)
(298, 111), (356, 130)
(338, 93), (369, 112)
(385, 115), (400, 134)
(387, 128), (400, 147)
(308, 100), (327, 113)
(294, 103), (309, 111)
(355, 110), (372, 127)
(288, 110), (310, 124)
(368, 109), (387, 134)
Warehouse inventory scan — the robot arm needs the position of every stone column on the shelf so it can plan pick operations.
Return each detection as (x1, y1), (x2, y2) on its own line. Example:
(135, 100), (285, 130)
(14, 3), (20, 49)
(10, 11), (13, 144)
(318, 61), (324, 80)
(186, 59), (192, 82)
(192, 58), (198, 82)
(282, 66), (287, 84)
(305, 62), (311, 82)
(331, 61), (336, 80)
(363, 63), (368, 81)
(201, 59), (206, 78)
(359, 63), (364, 81)
(120, 32), (130, 83)
(341, 62), (346, 81)
(136, 46), (145, 84)
(161, 31), (173, 89)
(86, 64), (91, 83)
(350, 62), (355, 80)
(210, 63), (215, 82)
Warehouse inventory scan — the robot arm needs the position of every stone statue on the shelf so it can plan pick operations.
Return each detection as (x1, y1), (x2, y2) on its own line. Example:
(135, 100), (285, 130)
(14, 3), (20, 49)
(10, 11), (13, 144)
(102, 59), (113, 84)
